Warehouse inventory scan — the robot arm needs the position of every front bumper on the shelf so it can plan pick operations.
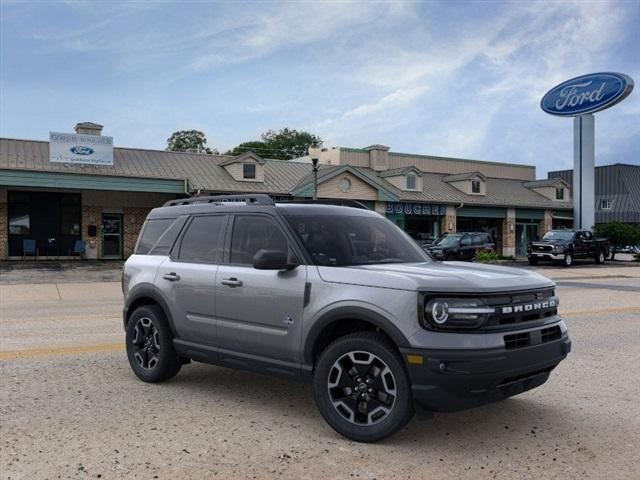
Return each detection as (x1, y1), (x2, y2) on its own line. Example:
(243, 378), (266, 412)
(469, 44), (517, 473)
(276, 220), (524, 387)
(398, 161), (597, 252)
(529, 251), (564, 260)
(400, 334), (571, 412)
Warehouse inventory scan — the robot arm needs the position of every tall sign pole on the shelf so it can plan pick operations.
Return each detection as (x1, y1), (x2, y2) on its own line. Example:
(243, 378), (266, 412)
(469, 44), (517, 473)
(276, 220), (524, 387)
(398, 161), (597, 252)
(541, 72), (633, 230)
(573, 114), (595, 229)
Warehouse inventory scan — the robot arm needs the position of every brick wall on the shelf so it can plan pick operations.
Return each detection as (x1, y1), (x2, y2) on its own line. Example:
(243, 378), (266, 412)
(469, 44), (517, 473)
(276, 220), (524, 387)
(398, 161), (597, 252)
(440, 205), (457, 233)
(539, 210), (553, 237)
(0, 200), (7, 261)
(81, 205), (103, 259)
(123, 207), (151, 258)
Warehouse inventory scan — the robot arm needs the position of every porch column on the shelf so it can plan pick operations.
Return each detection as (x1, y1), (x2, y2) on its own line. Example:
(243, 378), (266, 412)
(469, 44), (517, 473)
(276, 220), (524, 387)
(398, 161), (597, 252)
(502, 207), (516, 257)
(539, 210), (553, 238)
(440, 205), (457, 233)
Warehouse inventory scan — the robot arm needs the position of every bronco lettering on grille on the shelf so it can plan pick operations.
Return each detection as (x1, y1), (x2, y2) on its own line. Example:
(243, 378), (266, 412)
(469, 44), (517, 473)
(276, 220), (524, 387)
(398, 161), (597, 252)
(502, 299), (556, 315)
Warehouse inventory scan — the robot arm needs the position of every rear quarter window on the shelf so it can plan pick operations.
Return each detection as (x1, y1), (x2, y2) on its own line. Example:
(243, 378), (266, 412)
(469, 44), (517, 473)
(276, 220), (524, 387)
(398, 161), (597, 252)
(135, 218), (178, 255)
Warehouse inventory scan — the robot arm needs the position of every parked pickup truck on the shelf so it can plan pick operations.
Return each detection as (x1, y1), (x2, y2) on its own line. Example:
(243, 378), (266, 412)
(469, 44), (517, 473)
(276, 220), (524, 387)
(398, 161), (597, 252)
(528, 230), (609, 267)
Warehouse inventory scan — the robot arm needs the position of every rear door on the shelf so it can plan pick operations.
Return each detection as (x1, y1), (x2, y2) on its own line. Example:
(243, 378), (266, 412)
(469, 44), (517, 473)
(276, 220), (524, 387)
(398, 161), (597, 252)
(215, 214), (307, 364)
(157, 214), (228, 345)
(459, 235), (475, 260)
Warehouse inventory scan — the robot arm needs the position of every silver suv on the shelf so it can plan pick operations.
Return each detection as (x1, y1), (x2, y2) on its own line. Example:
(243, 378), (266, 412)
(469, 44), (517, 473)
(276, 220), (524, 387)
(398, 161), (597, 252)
(122, 195), (571, 442)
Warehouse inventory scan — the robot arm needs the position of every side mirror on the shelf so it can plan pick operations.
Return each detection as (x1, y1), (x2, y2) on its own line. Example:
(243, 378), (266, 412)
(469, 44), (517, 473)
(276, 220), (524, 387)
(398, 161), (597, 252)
(252, 249), (298, 270)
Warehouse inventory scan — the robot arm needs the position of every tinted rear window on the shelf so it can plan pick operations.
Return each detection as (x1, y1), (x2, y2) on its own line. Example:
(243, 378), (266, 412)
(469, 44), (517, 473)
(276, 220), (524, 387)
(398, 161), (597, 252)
(178, 215), (227, 263)
(136, 218), (175, 255)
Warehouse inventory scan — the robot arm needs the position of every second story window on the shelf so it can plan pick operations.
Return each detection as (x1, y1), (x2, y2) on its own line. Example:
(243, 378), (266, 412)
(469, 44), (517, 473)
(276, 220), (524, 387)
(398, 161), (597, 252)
(555, 187), (564, 200)
(601, 199), (612, 210)
(243, 163), (256, 180)
(406, 174), (416, 190)
(471, 180), (481, 194)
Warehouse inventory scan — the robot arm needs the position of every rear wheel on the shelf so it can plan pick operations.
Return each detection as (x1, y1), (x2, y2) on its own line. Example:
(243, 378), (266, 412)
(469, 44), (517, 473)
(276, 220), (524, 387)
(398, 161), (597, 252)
(562, 253), (573, 267)
(126, 305), (181, 383)
(313, 332), (414, 443)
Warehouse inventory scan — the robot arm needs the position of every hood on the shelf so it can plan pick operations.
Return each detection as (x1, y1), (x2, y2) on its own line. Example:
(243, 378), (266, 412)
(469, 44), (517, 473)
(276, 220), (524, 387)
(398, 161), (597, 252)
(317, 261), (554, 293)
(531, 239), (570, 245)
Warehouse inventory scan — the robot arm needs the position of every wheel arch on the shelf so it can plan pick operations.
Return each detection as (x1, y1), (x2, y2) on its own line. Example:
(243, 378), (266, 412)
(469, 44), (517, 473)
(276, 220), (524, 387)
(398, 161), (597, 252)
(124, 284), (177, 336)
(303, 306), (411, 367)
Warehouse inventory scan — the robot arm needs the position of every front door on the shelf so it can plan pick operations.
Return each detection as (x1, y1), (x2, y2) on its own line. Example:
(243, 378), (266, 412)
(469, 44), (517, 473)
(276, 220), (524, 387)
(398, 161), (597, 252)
(215, 214), (307, 364)
(102, 214), (122, 259)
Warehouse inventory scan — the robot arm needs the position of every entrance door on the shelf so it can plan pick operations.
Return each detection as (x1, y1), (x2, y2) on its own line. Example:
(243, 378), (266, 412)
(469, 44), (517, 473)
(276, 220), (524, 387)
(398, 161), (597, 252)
(102, 214), (123, 259)
(516, 223), (538, 257)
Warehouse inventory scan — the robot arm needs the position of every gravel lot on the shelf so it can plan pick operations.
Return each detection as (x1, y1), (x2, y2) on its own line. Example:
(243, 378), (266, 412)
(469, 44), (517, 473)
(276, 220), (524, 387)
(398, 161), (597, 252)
(1, 262), (639, 479)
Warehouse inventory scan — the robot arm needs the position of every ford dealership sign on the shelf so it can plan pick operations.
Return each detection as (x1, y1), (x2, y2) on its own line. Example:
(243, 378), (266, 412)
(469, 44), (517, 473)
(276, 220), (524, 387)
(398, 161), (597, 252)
(50, 132), (113, 165)
(541, 72), (634, 116)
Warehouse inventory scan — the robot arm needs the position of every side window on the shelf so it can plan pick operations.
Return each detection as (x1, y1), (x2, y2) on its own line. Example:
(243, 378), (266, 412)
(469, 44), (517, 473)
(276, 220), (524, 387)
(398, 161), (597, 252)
(230, 216), (289, 265)
(460, 236), (472, 247)
(583, 231), (593, 241)
(178, 215), (226, 263)
(136, 218), (174, 254)
(472, 234), (484, 246)
(575, 232), (584, 241)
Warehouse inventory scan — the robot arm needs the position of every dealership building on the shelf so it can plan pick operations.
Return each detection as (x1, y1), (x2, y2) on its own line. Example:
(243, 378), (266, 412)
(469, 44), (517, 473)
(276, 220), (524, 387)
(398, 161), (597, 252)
(1, 122), (577, 261)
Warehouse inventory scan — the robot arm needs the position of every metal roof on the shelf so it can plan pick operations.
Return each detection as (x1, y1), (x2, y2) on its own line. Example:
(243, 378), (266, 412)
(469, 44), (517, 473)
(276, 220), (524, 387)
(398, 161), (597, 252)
(442, 171), (486, 182)
(1, 137), (573, 210)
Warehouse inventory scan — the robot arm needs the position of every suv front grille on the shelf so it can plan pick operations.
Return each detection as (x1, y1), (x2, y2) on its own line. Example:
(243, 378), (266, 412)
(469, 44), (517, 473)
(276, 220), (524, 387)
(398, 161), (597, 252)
(504, 326), (562, 350)
(482, 288), (558, 329)
(533, 244), (553, 252)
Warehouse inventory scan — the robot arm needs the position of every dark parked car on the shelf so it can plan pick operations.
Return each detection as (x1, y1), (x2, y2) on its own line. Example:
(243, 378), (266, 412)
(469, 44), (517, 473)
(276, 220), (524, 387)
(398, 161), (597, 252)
(528, 230), (609, 267)
(426, 232), (495, 261)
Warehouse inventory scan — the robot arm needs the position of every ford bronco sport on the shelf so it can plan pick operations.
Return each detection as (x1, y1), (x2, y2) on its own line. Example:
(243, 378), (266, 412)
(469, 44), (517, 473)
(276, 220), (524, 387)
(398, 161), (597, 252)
(122, 195), (571, 442)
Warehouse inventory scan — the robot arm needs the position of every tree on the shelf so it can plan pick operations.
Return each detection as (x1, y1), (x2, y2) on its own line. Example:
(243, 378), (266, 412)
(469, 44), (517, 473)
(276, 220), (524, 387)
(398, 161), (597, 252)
(594, 222), (640, 260)
(226, 128), (322, 160)
(225, 141), (268, 157)
(167, 130), (217, 154)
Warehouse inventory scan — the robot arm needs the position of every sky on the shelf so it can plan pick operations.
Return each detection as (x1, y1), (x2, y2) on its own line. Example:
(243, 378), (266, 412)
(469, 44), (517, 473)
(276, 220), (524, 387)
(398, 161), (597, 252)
(1, 0), (638, 177)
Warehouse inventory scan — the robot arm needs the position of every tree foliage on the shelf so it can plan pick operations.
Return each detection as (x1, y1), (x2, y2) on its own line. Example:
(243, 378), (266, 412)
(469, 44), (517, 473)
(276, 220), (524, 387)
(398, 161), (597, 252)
(226, 128), (322, 160)
(167, 130), (217, 154)
(594, 222), (640, 260)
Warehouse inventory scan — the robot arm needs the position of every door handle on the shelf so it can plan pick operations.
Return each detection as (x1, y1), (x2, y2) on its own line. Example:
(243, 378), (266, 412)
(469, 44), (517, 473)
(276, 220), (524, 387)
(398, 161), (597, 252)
(163, 272), (181, 281)
(221, 277), (243, 287)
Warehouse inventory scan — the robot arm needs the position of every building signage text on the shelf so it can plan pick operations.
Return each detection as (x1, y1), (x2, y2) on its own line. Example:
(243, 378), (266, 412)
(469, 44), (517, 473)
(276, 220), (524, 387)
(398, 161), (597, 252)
(386, 203), (447, 216)
(49, 132), (114, 166)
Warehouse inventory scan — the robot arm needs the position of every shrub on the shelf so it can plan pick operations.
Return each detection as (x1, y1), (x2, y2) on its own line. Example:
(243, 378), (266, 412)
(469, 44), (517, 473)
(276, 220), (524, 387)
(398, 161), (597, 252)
(473, 250), (500, 263)
(593, 222), (640, 260)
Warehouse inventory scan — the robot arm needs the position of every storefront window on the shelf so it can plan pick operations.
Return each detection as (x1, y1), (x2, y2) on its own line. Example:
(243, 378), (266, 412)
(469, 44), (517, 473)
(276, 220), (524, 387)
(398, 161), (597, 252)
(9, 208), (30, 234)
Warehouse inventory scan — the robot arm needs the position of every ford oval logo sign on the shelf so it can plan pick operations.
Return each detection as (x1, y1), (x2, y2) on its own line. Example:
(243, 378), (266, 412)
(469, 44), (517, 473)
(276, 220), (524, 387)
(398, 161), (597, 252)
(70, 146), (95, 155)
(541, 72), (633, 116)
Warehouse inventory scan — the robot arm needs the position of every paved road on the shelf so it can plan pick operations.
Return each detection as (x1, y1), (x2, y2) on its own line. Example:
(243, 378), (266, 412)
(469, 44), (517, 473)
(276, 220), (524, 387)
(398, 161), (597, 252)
(1, 264), (639, 479)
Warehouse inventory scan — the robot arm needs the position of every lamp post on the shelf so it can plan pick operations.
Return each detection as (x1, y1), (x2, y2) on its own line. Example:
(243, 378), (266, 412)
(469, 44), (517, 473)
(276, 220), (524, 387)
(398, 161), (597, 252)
(308, 144), (321, 201)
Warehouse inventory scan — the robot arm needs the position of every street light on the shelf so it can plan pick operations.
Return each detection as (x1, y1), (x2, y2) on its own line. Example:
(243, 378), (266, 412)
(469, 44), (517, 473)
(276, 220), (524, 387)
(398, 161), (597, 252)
(308, 144), (322, 201)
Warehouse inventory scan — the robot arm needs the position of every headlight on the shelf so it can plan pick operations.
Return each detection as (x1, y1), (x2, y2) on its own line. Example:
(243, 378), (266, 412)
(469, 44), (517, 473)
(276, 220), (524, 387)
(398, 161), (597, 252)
(423, 297), (494, 329)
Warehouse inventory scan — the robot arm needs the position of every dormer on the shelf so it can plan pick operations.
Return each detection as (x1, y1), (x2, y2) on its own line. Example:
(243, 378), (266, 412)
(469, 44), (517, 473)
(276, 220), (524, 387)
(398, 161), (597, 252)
(365, 144), (390, 171)
(523, 178), (571, 202)
(379, 166), (423, 191)
(443, 171), (486, 195)
(219, 151), (265, 182)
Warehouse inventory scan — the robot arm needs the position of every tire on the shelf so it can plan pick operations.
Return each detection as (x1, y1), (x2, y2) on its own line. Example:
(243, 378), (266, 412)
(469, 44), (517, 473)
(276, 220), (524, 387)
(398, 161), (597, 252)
(562, 253), (573, 267)
(313, 332), (414, 443)
(594, 250), (606, 264)
(125, 304), (181, 383)
(528, 256), (539, 265)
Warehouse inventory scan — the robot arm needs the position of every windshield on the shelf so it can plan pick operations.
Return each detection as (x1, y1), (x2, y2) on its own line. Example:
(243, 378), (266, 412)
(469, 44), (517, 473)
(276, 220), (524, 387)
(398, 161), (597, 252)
(285, 213), (430, 266)
(433, 235), (461, 247)
(542, 231), (574, 241)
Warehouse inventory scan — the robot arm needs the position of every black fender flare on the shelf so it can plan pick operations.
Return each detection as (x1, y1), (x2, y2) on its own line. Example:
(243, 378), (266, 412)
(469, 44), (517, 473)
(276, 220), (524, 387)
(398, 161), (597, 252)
(302, 306), (411, 365)
(124, 283), (177, 336)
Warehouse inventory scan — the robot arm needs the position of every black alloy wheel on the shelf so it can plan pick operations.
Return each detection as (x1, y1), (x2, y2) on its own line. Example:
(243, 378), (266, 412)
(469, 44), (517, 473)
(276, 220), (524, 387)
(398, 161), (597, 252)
(313, 332), (414, 442)
(126, 305), (181, 383)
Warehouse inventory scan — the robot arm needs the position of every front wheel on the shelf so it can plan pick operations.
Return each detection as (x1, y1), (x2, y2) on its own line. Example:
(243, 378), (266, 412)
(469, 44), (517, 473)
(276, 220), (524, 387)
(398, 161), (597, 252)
(595, 250), (606, 264)
(126, 305), (181, 383)
(313, 332), (414, 443)
(562, 253), (573, 267)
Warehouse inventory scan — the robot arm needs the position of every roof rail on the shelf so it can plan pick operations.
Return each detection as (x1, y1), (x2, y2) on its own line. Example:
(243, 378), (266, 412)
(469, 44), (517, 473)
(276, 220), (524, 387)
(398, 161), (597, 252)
(277, 199), (370, 210)
(163, 194), (275, 207)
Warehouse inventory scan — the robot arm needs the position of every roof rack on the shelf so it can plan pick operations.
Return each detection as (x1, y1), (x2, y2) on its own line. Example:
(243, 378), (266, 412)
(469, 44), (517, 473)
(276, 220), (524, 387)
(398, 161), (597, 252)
(277, 199), (370, 210)
(163, 194), (275, 207)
